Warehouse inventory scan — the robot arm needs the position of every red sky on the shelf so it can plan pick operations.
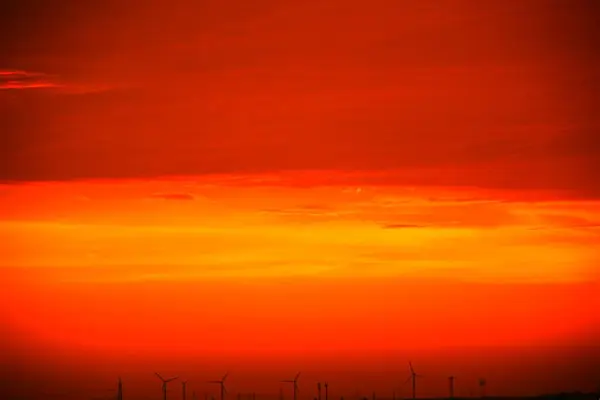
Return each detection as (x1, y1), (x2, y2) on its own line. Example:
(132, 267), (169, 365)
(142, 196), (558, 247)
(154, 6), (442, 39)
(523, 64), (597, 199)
(1, 1), (599, 399)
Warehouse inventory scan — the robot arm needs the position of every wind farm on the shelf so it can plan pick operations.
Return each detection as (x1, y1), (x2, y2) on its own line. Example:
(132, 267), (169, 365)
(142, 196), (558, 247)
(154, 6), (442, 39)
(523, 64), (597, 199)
(74, 370), (598, 400)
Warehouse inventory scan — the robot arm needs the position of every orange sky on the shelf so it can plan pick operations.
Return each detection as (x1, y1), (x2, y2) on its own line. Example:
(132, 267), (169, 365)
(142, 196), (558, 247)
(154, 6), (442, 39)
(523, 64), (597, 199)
(1, 0), (599, 398)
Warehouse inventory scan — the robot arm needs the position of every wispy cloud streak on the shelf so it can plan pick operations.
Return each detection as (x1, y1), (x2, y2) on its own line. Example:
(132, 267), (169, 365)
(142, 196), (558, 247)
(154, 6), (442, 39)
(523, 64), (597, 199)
(0, 70), (61, 90)
(0, 69), (118, 94)
(150, 192), (196, 201)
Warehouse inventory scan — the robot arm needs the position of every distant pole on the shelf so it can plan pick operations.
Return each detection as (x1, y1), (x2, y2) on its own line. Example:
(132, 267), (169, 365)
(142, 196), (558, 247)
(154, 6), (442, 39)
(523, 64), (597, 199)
(182, 382), (187, 400)
(449, 377), (454, 400)
(318, 383), (322, 400)
(324, 383), (329, 400)
(372, 392), (376, 400)
(392, 392), (395, 400)
(280, 388), (284, 400)
(478, 379), (486, 399)
(117, 377), (123, 400)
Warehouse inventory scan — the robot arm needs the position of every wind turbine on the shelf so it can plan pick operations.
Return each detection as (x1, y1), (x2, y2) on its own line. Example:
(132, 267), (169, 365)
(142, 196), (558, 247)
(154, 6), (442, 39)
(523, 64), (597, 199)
(209, 372), (229, 400)
(449, 376), (455, 399)
(281, 372), (301, 400)
(117, 377), (123, 400)
(182, 381), (188, 400)
(478, 379), (486, 398)
(324, 383), (329, 400)
(404, 362), (423, 400)
(156, 373), (178, 400)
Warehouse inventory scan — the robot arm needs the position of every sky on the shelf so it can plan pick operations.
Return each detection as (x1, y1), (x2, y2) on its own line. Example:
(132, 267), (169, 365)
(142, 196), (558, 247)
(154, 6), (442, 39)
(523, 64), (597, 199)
(1, 1), (600, 399)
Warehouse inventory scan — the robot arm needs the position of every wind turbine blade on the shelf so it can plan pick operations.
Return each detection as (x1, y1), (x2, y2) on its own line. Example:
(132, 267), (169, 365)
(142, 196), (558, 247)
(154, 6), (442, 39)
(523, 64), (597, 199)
(156, 373), (165, 381)
(408, 362), (415, 375)
(209, 381), (221, 384)
(282, 380), (294, 383)
(295, 372), (301, 381)
(223, 372), (229, 382)
(403, 377), (411, 385)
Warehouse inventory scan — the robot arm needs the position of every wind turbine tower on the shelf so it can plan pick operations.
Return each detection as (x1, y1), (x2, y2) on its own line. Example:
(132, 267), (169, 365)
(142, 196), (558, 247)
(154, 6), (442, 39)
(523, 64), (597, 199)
(117, 377), (123, 400)
(282, 372), (301, 400)
(478, 379), (486, 398)
(408, 362), (423, 400)
(209, 372), (229, 400)
(155, 373), (178, 400)
(318, 383), (322, 400)
(324, 383), (329, 400)
(182, 381), (188, 400)
(449, 376), (455, 399)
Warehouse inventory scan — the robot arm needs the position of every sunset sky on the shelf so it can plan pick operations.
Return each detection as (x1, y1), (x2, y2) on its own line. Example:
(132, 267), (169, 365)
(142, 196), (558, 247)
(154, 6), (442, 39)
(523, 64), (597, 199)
(1, 1), (599, 399)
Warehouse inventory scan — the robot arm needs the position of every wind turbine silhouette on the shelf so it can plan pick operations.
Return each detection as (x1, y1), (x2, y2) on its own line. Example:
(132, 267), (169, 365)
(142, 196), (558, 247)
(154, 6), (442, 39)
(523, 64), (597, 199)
(324, 382), (329, 400)
(282, 372), (301, 400)
(449, 376), (455, 399)
(182, 381), (188, 400)
(209, 372), (229, 400)
(318, 383), (322, 400)
(478, 378), (486, 398)
(156, 373), (178, 400)
(117, 377), (123, 400)
(403, 362), (422, 399)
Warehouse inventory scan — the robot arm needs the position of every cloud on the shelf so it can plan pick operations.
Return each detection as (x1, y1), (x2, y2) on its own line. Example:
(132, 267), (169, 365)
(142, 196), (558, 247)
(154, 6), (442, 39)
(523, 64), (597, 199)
(0, 70), (119, 95)
(0, 70), (60, 90)
(382, 223), (427, 229)
(529, 214), (600, 230)
(149, 192), (195, 201)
